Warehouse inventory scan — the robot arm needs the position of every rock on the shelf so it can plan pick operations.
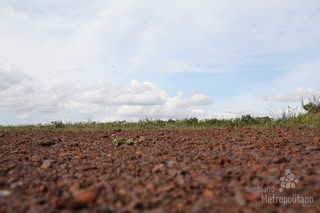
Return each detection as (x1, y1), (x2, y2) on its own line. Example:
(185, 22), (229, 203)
(234, 189), (246, 206)
(157, 183), (175, 193)
(39, 140), (56, 146)
(166, 160), (176, 167)
(152, 164), (165, 173)
(146, 184), (156, 193)
(117, 189), (127, 197)
(305, 145), (320, 152)
(41, 159), (55, 169)
(10, 181), (23, 189)
(246, 193), (260, 202)
(175, 175), (185, 186)
(0, 190), (11, 197)
(241, 145), (255, 150)
(202, 189), (214, 197)
(34, 198), (46, 205)
(312, 137), (320, 143)
(135, 151), (143, 157)
(274, 157), (289, 164)
(73, 190), (98, 204)
(69, 182), (81, 193)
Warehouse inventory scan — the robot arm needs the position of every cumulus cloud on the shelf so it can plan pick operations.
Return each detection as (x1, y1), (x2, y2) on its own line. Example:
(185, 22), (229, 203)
(264, 87), (319, 102)
(0, 63), (31, 89)
(0, 64), (213, 123)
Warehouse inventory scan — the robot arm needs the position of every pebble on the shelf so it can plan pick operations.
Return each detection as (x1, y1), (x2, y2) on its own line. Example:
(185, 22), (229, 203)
(0, 190), (11, 197)
(157, 183), (175, 193)
(152, 164), (165, 173)
(10, 181), (23, 189)
(73, 190), (98, 204)
(39, 140), (56, 146)
(135, 151), (143, 157)
(202, 189), (214, 197)
(234, 189), (246, 206)
(274, 157), (289, 164)
(312, 137), (320, 143)
(41, 159), (55, 169)
(305, 145), (319, 152)
(69, 182), (81, 193)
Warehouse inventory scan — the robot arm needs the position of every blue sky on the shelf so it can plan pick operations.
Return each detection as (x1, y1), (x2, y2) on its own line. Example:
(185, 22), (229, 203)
(0, 0), (320, 124)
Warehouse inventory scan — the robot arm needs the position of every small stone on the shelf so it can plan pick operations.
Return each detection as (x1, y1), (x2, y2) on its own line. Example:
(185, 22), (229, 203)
(146, 184), (156, 193)
(41, 159), (55, 169)
(274, 157), (289, 164)
(242, 145), (255, 150)
(118, 189), (127, 197)
(176, 175), (185, 186)
(135, 151), (143, 157)
(246, 193), (260, 202)
(39, 140), (56, 146)
(31, 156), (42, 162)
(0, 190), (11, 197)
(157, 183), (174, 193)
(152, 164), (165, 173)
(166, 160), (176, 167)
(234, 189), (246, 206)
(10, 181), (23, 189)
(69, 182), (81, 193)
(312, 137), (320, 143)
(202, 189), (214, 197)
(34, 198), (46, 205)
(305, 145), (319, 152)
(73, 190), (98, 204)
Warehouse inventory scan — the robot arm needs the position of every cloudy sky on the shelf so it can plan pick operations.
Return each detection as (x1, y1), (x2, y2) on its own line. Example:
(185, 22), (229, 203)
(1, 0), (320, 124)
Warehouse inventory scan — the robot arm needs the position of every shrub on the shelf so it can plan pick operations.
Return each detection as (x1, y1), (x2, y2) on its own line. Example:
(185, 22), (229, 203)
(51, 120), (65, 128)
(302, 96), (320, 114)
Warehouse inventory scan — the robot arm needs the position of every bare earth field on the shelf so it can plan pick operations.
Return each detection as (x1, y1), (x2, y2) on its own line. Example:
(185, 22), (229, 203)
(0, 128), (319, 212)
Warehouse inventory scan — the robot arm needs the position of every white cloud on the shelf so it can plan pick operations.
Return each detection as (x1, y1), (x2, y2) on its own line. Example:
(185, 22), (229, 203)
(0, 63), (31, 89)
(210, 112), (238, 120)
(1, 0), (319, 82)
(17, 113), (30, 120)
(0, 64), (213, 123)
(188, 93), (213, 105)
(264, 87), (319, 102)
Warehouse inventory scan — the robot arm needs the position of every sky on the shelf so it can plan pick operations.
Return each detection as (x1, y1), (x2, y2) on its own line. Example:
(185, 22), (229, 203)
(0, 0), (320, 125)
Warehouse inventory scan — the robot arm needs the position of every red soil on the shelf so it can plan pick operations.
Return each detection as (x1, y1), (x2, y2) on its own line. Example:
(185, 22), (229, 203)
(0, 128), (319, 212)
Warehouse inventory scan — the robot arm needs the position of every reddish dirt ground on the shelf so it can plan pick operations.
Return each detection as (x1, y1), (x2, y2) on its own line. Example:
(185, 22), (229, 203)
(0, 128), (319, 213)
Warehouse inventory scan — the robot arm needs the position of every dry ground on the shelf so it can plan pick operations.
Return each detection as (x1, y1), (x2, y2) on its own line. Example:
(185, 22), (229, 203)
(0, 128), (319, 212)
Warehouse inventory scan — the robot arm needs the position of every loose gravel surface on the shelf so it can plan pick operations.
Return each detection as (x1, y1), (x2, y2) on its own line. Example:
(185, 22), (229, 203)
(0, 128), (319, 212)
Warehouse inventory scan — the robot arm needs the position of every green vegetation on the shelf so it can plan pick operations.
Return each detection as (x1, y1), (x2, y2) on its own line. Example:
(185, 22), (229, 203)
(112, 137), (145, 146)
(1, 97), (319, 131)
(302, 95), (320, 114)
